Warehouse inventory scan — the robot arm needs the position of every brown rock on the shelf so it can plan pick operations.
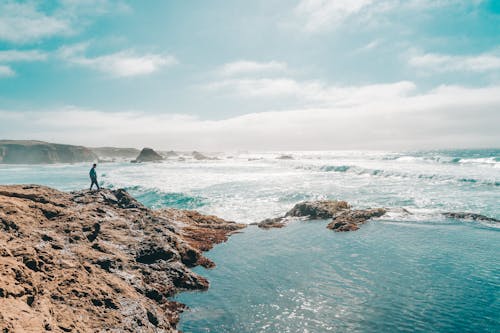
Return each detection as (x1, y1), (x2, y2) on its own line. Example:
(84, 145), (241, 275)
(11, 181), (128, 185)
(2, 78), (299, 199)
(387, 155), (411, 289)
(0, 185), (245, 332)
(327, 208), (387, 232)
(285, 200), (351, 219)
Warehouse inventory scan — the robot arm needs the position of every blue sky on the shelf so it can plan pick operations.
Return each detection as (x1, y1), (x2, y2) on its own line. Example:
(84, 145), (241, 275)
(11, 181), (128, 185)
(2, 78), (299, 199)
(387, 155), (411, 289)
(0, 0), (499, 150)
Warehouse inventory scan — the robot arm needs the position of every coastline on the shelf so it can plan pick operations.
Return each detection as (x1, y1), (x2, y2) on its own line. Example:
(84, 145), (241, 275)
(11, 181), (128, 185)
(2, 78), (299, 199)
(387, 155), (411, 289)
(0, 185), (245, 332)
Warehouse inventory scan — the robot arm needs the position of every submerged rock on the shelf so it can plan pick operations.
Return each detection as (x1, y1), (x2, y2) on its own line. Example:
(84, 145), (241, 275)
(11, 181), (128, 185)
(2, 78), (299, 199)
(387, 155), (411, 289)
(327, 208), (387, 232)
(443, 212), (499, 223)
(133, 148), (163, 163)
(256, 217), (288, 229)
(0, 185), (245, 332)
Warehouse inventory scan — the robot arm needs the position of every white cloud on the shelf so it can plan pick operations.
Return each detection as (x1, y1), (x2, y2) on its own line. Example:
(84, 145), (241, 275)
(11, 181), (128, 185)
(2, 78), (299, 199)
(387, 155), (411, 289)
(0, 65), (15, 78)
(0, 50), (48, 62)
(0, 0), (130, 44)
(294, 0), (374, 32)
(207, 77), (416, 107)
(58, 43), (178, 77)
(292, 0), (482, 33)
(409, 51), (500, 72)
(218, 60), (288, 76)
(1, 84), (498, 150)
(0, 2), (71, 43)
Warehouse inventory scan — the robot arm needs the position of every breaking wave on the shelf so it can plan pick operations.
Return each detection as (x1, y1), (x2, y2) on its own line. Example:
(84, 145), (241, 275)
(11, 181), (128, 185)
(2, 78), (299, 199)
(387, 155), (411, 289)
(124, 186), (206, 210)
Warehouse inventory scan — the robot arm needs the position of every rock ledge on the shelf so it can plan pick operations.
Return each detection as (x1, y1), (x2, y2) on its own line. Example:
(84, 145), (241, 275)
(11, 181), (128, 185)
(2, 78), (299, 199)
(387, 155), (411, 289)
(0, 185), (245, 332)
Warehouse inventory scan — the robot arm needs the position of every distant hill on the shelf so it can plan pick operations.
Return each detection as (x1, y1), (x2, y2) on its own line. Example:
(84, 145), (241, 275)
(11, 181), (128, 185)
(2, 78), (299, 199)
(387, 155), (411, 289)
(0, 140), (97, 164)
(90, 147), (140, 159)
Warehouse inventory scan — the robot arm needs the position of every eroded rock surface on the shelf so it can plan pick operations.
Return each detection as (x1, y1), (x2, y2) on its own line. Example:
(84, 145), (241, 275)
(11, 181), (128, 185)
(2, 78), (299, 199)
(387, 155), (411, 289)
(0, 185), (244, 332)
(258, 200), (386, 232)
(285, 200), (351, 219)
(327, 208), (387, 232)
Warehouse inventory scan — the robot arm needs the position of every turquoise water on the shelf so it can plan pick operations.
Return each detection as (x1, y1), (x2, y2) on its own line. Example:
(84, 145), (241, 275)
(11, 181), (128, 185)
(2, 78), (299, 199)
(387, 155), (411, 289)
(176, 220), (499, 332)
(0, 149), (499, 332)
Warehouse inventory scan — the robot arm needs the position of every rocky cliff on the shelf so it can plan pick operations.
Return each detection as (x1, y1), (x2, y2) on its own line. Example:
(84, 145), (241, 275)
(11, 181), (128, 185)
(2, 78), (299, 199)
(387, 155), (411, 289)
(0, 185), (245, 332)
(0, 141), (97, 164)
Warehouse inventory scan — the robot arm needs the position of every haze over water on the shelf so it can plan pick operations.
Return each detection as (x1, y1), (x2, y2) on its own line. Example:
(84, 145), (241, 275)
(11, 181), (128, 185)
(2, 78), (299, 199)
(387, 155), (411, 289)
(1, 149), (498, 332)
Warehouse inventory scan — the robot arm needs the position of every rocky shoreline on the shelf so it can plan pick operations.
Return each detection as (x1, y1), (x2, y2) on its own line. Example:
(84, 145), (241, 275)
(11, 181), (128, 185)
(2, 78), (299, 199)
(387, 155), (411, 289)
(0, 185), (245, 332)
(1, 186), (498, 332)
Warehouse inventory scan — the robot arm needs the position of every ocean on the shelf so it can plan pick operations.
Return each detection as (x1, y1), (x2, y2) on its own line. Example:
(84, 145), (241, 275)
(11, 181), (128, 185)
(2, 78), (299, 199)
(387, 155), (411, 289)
(1, 149), (498, 332)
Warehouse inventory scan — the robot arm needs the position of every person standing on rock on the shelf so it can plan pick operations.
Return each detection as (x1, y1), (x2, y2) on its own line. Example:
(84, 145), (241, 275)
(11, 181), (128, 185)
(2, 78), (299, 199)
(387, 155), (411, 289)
(89, 163), (100, 191)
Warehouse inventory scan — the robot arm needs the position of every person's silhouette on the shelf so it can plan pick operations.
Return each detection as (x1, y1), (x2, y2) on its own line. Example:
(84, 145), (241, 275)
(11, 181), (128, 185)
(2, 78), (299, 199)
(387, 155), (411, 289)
(89, 163), (100, 190)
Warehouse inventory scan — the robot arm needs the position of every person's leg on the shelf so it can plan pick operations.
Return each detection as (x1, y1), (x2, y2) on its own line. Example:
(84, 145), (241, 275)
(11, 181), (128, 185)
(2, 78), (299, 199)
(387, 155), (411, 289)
(96, 180), (100, 190)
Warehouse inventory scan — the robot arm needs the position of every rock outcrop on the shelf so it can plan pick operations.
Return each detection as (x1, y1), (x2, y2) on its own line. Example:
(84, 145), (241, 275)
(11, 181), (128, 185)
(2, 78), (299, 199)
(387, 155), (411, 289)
(285, 200), (351, 219)
(255, 217), (288, 229)
(0, 185), (245, 332)
(326, 208), (387, 231)
(442, 212), (500, 223)
(258, 200), (386, 232)
(133, 148), (164, 163)
(0, 140), (97, 164)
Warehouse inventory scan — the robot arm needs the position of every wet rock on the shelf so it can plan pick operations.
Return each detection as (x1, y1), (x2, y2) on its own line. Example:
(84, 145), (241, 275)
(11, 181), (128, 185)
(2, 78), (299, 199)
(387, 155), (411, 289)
(285, 200), (351, 219)
(443, 212), (499, 223)
(327, 208), (387, 232)
(256, 217), (287, 229)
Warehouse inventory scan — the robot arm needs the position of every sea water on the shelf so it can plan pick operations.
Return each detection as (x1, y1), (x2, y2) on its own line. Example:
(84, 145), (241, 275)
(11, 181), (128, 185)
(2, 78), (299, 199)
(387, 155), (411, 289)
(0, 149), (498, 332)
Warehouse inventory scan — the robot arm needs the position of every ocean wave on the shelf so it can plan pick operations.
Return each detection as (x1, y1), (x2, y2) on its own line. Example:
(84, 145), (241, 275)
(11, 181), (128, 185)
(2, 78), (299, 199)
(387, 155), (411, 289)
(124, 186), (206, 210)
(310, 164), (499, 187)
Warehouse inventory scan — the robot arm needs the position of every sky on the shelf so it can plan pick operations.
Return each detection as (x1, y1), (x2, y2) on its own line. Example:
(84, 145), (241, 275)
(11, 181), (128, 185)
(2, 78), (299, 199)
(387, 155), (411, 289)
(0, 0), (499, 150)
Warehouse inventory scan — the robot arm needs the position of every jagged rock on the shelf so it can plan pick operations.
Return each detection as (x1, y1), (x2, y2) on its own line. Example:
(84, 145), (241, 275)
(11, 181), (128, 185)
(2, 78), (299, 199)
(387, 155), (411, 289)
(327, 208), (387, 232)
(0, 140), (97, 164)
(443, 212), (499, 223)
(285, 200), (351, 219)
(259, 200), (385, 232)
(133, 148), (163, 163)
(0, 185), (245, 332)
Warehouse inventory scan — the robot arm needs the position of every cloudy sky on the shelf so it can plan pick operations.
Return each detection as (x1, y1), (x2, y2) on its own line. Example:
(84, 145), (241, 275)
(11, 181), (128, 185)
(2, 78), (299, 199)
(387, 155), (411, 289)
(0, 0), (499, 150)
